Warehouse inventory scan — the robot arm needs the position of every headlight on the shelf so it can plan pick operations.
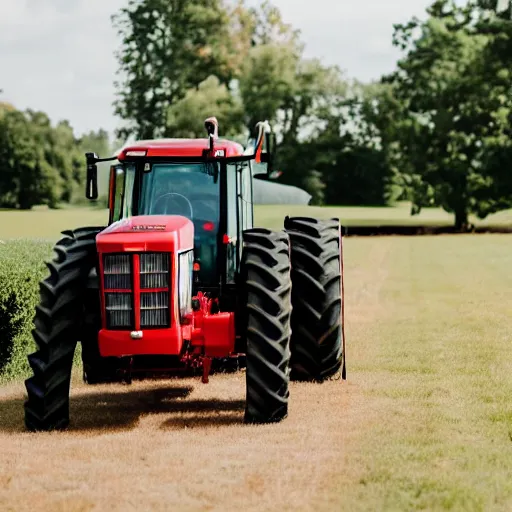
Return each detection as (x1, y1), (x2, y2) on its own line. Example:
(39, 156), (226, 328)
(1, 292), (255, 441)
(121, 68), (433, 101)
(178, 250), (194, 319)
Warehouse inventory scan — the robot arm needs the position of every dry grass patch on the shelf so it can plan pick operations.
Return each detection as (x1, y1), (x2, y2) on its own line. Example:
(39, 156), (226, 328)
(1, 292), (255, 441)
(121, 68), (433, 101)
(0, 374), (373, 512)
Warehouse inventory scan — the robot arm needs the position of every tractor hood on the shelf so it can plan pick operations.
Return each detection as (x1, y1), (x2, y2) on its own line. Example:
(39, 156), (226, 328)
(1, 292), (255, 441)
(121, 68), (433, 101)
(96, 215), (194, 253)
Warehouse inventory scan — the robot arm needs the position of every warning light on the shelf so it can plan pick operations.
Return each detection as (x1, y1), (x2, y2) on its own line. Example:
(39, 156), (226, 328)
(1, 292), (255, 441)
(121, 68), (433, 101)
(193, 262), (200, 272)
(124, 150), (147, 157)
(222, 234), (231, 244)
(202, 221), (215, 231)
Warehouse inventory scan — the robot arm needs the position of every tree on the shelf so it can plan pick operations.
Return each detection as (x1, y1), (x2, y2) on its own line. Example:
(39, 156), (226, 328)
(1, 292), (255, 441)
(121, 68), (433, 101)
(112, 0), (240, 140)
(239, 42), (300, 131)
(0, 109), (62, 209)
(0, 107), (98, 210)
(237, 36), (350, 199)
(479, 0), (512, 16)
(111, 0), (313, 140)
(295, 85), (400, 208)
(166, 76), (245, 138)
(385, 0), (512, 229)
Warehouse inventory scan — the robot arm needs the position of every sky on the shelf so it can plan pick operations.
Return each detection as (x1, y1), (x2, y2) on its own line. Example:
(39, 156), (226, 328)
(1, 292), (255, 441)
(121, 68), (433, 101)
(0, 0), (433, 137)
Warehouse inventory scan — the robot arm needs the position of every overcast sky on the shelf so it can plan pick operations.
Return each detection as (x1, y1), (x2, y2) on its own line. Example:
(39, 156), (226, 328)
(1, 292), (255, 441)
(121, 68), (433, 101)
(0, 0), (433, 137)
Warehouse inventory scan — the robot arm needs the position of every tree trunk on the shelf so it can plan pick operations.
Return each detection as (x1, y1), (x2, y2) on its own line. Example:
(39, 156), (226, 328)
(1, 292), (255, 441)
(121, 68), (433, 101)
(454, 208), (469, 231)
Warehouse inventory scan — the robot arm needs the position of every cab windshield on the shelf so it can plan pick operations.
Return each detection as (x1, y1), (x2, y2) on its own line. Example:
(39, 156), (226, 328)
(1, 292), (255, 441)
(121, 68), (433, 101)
(140, 162), (220, 228)
(139, 162), (221, 285)
(110, 160), (235, 286)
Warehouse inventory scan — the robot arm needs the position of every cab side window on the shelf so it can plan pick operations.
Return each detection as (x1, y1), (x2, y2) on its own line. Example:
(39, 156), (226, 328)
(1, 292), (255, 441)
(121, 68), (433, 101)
(240, 163), (253, 231)
(110, 164), (135, 224)
(225, 165), (238, 284)
(110, 167), (125, 223)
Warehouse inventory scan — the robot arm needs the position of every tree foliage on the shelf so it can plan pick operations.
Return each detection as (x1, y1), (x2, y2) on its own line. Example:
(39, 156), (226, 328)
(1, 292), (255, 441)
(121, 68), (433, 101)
(166, 76), (245, 138)
(382, 0), (512, 227)
(112, 0), (240, 140)
(0, 107), (112, 210)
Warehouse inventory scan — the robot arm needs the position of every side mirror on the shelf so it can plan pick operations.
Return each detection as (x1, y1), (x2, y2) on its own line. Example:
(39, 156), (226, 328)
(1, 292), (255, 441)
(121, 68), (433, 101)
(261, 132), (276, 170)
(85, 152), (99, 200)
(252, 121), (277, 176)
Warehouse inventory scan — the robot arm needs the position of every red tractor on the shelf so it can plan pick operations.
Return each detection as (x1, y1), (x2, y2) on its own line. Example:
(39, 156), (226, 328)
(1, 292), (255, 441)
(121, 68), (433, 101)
(24, 118), (346, 431)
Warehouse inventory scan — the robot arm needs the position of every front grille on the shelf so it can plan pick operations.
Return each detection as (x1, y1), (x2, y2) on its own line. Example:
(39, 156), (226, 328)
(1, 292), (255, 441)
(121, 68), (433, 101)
(102, 252), (171, 330)
(140, 291), (169, 327)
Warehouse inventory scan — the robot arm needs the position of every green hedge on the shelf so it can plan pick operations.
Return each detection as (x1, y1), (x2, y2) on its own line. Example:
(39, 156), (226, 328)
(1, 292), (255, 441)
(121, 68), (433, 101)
(0, 240), (54, 382)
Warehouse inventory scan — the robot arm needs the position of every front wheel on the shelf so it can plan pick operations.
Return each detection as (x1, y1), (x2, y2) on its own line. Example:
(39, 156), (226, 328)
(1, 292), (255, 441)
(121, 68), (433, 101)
(240, 229), (293, 424)
(24, 227), (104, 431)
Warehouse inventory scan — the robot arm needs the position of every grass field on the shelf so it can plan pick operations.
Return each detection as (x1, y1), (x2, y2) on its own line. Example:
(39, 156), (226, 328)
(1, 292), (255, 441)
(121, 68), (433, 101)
(0, 203), (511, 239)
(0, 227), (512, 510)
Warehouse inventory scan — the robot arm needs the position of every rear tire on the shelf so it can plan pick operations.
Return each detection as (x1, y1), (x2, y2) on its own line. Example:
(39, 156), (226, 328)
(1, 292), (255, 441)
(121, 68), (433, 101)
(284, 217), (343, 382)
(241, 229), (292, 424)
(24, 227), (104, 431)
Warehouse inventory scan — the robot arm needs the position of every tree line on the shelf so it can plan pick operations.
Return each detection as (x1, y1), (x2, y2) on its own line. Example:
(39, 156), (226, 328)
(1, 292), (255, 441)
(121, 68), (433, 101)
(0, 102), (116, 209)
(0, 0), (511, 228)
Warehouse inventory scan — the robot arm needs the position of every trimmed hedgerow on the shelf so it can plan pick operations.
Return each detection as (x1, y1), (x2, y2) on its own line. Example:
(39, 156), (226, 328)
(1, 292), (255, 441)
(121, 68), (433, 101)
(0, 239), (54, 382)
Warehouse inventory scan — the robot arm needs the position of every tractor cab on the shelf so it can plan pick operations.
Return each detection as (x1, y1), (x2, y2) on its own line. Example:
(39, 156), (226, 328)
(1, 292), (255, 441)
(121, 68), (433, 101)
(86, 118), (275, 293)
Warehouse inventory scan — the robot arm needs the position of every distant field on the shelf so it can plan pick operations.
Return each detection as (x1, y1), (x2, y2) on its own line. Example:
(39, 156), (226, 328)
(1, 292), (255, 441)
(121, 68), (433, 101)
(1, 234), (511, 510)
(0, 203), (511, 239)
(256, 203), (512, 231)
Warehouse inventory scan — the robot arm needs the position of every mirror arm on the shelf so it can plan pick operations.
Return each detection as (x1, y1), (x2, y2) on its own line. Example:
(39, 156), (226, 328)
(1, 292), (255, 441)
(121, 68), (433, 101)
(86, 153), (118, 165)
(253, 120), (271, 160)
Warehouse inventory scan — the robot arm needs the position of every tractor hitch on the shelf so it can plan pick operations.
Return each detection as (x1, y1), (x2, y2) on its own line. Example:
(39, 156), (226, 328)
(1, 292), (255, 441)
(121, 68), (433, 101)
(202, 357), (212, 384)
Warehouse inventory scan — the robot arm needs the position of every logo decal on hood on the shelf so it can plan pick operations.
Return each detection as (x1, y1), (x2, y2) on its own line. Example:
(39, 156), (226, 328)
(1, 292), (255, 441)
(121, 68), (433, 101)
(131, 225), (166, 231)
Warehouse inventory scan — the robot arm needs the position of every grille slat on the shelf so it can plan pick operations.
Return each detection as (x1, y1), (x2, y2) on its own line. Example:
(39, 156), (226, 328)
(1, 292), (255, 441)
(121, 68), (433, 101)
(105, 292), (132, 329)
(104, 254), (131, 290)
(140, 273), (168, 289)
(140, 253), (169, 273)
(105, 273), (131, 290)
(141, 291), (169, 328)
(140, 253), (169, 290)
(104, 254), (131, 274)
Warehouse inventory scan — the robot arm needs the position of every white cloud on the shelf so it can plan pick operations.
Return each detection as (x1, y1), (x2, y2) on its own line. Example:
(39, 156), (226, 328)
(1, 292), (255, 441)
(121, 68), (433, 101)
(0, 0), (433, 137)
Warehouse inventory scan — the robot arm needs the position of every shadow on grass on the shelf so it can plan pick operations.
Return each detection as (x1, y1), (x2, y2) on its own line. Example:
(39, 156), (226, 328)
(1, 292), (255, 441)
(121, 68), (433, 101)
(0, 385), (245, 434)
(159, 411), (245, 430)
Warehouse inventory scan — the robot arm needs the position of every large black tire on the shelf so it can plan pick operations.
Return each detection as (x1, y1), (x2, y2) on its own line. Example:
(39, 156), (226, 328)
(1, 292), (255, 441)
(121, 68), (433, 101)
(241, 229), (292, 424)
(284, 217), (344, 382)
(24, 227), (104, 431)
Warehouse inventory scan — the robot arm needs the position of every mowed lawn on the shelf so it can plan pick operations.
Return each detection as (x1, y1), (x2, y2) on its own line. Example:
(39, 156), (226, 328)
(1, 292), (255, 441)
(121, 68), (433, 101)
(0, 203), (511, 239)
(0, 231), (511, 510)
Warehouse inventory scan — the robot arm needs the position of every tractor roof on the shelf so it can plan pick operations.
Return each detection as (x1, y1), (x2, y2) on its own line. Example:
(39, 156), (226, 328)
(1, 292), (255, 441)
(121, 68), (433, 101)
(118, 138), (245, 160)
